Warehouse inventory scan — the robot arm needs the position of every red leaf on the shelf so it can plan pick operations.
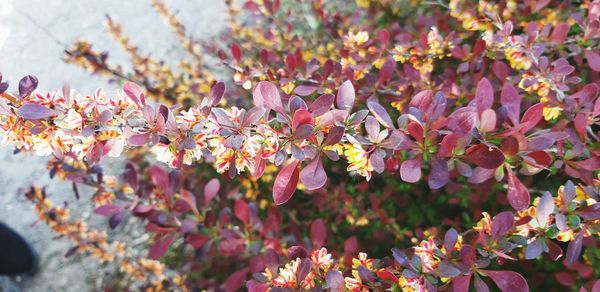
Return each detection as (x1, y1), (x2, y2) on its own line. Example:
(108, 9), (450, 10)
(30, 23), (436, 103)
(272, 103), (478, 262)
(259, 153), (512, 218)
(17, 103), (58, 120)
(476, 78), (494, 116)
(273, 160), (300, 205)
(310, 219), (327, 248)
(231, 43), (241, 62)
(234, 199), (250, 224)
(148, 235), (175, 259)
(483, 270), (529, 292)
(506, 169), (530, 211)
(466, 145), (505, 169)
(585, 49), (600, 72)
(208, 81), (225, 107)
(224, 267), (249, 292)
(400, 158), (422, 183)
(292, 108), (314, 131)
(336, 80), (355, 110)
(300, 156), (327, 190)
(185, 233), (209, 249)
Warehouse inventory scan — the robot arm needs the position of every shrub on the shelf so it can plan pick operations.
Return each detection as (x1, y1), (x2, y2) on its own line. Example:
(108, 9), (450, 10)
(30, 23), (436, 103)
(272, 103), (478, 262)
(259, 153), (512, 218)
(1, 0), (600, 291)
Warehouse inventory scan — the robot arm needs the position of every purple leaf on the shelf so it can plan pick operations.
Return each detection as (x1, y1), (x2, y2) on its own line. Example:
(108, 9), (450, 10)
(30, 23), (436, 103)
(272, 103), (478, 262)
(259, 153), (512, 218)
(336, 80), (355, 110)
(391, 248), (410, 267)
(452, 274), (472, 292)
(507, 170), (530, 211)
(491, 211), (514, 240)
(300, 156), (327, 190)
(357, 266), (375, 283)
(296, 258), (312, 283)
(287, 245), (308, 260)
(483, 270), (529, 292)
(444, 228), (458, 251)
(524, 238), (543, 259)
(536, 192), (554, 227)
(367, 100), (394, 128)
(325, 270), (344, 291)
(309, 93), (334, 116)
(273, 160), (300, 205)
(365, 116), (380, 141)
(473, 274), (490, 292)
(428, 158), (449, 189)
(294, 85), (319, 96)
(379, 57), (395, 84)
(18, 75), (38, 98)
(241, 106), (266, 128)
(566, 229), (585, 266)
(324, 126), (345, 145)
(434, 261), (461, 277)
(576, 203), (600, 220)
(400, 158), (422, 183)
(17, 103), (58, 120)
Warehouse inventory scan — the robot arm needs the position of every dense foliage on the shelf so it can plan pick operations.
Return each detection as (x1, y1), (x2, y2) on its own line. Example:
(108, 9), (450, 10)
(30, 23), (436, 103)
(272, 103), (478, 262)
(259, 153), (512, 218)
(1, 0), (600, 291)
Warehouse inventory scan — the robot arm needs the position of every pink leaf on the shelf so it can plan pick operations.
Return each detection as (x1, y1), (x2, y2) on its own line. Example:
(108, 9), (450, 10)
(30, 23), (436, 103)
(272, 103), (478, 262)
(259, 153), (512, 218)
(479, 109), (497, 133)
(273, 160), (300, 205)
(128, 132), (150, 146)
(585, 50), (600, 72)
(123, 82), (145, 107)
(17, 103), (58, 120)
(300, 156), (327, 190)
(506, 169), (530, 211)
(310, 218), (327, 248)
(500, 84), (521, 125)
(536, 192), (554, 227)
(336, 80), (355, 110)
(326, 270), (345, 291)
(253, 81), (283, 112)
(292, 108), (314, 131)
(208, 81), (225, 106)
(400, 158), (422, 183)
(483, 270), (529, 292)
(476, 78), (494, 116)
(204, 178), (220, 205)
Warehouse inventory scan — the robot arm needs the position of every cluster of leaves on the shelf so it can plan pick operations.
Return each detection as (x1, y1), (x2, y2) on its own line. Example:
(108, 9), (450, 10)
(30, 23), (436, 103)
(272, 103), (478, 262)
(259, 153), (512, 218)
(1, 0), (600, 291)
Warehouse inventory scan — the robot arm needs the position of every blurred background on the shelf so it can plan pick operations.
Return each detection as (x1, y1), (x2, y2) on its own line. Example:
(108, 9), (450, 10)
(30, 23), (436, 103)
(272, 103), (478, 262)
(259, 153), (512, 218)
(0, 1), (225, 290)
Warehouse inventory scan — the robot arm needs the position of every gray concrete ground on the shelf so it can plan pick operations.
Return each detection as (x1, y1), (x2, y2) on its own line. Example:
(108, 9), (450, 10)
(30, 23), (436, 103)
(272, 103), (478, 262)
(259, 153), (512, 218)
(0, 1), (226, 291)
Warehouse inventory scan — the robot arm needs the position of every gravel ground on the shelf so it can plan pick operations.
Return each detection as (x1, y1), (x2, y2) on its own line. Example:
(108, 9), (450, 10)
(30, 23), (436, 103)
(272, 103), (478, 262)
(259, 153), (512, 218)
(0, 1), (225, 291)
